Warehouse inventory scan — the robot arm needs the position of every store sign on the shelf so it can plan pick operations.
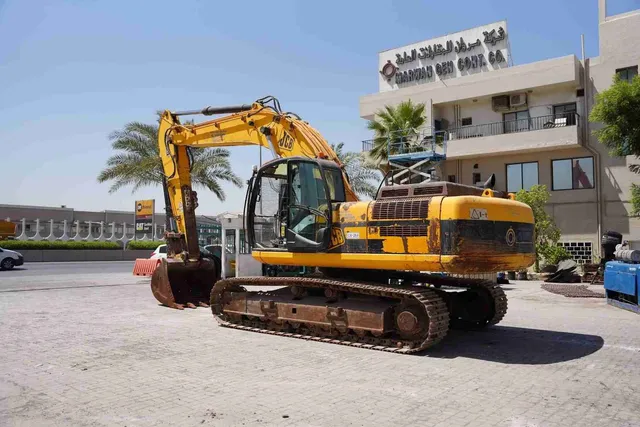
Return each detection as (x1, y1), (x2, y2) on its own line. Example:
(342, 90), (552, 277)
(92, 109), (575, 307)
(134, 199), (154, 238)
(378, 21), (509, 92)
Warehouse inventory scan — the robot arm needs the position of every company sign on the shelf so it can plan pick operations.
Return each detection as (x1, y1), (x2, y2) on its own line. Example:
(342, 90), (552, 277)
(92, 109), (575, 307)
(134, 199), (155, 239)
(378, 21), (509, 92)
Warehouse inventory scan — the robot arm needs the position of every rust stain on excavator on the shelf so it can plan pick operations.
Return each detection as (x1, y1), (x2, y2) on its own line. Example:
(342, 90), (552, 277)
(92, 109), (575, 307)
(401, 237), (409, 253)
(336, 202), (367, 226)
(446, 254), (516, 273)
(427, 217), (441, 254)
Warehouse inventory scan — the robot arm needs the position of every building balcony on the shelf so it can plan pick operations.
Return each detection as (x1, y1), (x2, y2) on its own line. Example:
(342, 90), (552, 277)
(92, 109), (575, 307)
(362, 112), (581, 162)
(444, 112), (581, 159)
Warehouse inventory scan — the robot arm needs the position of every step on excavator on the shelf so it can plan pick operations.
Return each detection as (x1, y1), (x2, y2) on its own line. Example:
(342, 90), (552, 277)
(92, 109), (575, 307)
(151, 96), (535, 353)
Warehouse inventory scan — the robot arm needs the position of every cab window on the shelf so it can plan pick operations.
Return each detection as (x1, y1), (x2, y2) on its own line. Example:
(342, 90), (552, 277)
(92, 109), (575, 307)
(325, 168), (346, 202)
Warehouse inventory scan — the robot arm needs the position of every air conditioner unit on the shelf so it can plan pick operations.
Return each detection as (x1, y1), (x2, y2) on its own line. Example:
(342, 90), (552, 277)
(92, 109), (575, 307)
(510, 93), (527, 108)
(491, 95), (510, 111)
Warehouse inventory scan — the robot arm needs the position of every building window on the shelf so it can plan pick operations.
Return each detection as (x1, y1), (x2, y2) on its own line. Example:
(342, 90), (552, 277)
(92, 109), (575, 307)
(552, 157), (594, 190)
(472, 173), (481, 186)
(225, 229), (236, 253)
(461, 117), (472, 126)
(616, 66), (638, 82)
(553, 103), (577, 126)
(447, 175), (456, 183)
(239, 230), (248, 254)
(506, 162), (538, 193)
(504, 110), (530, 133)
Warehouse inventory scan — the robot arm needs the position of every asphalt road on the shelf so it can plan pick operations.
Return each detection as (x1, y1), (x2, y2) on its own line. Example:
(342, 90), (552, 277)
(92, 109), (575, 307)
(1, 261), (134, 277)
(0, 261), (140, 292)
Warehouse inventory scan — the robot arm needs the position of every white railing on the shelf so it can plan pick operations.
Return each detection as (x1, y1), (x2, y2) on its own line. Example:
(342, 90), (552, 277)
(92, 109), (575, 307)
(5, 217), (166, 247)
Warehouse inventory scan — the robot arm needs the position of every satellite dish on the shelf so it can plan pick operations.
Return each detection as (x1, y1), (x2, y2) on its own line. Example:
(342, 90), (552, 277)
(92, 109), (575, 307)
(483, 173), (496, 190)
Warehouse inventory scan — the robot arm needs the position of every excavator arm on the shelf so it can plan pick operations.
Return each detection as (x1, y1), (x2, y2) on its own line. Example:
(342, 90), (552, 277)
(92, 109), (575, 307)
(151, 96), (357, 309)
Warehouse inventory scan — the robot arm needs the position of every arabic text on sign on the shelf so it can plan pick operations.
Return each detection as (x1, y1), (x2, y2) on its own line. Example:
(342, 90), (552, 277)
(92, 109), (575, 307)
(482, 27), (506, 46)
(394, 26), (506, 66)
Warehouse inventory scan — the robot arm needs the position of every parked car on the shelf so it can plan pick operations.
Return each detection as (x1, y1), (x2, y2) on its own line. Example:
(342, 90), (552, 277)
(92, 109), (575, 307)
(150, 244), (221, 274)
(0, 247), (24, 270)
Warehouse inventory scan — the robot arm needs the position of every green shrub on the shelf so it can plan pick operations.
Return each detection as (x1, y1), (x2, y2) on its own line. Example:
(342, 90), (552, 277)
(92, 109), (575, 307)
(127, 240), (163, 250)
(540, 245), (572, 266)
(516, 185), (562, 272)
(631, 183), (640, 217)
(0, 240), (121, 250)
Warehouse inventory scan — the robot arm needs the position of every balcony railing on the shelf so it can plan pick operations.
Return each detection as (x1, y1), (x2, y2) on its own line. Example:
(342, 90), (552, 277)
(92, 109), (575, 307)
(447, 112), (579, 140)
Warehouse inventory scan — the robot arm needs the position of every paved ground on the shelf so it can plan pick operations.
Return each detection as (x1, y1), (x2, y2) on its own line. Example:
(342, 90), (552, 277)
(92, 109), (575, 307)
(1, 263), (639, 427)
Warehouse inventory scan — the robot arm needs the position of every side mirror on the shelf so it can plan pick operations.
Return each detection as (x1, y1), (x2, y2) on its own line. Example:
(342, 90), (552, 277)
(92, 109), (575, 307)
(316, 227), (328, 243)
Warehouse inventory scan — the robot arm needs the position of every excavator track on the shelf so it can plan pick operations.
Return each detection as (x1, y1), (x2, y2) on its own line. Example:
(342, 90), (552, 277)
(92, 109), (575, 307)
(210, 275), (507, 354)
(401, 273), (508, 327)
(211, 276), (449, 353)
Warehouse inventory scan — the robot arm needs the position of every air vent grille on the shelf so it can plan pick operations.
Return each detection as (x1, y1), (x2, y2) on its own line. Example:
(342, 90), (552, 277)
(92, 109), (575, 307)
(413, 185), (444, 196)
(380, 225), (428, 237)
(380, 188), (409, 198)
(372, 200), (429, 220)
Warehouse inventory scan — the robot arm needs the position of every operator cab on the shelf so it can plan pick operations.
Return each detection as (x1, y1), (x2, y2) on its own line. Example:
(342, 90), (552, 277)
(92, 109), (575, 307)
(246, 157), (346, 253)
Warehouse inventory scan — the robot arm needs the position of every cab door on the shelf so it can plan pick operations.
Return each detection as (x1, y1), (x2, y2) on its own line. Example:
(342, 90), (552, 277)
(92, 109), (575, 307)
(285, 160), (332, 253)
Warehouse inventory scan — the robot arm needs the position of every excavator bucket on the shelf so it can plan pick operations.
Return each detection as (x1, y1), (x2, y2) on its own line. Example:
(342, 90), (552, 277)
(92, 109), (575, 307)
(151, 258), (219, 309)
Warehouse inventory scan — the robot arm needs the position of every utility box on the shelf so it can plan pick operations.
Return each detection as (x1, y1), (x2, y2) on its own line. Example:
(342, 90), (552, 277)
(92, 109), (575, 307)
(0, 220), (16, 240)
(604, 261), (639, 314)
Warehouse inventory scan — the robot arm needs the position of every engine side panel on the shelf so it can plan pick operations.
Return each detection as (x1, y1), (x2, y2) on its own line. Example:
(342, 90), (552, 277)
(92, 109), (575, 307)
(254, 193), (535, 274)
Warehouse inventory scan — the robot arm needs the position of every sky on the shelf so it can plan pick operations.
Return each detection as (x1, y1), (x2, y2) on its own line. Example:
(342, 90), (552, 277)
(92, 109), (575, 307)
(1, 0), (639, 215)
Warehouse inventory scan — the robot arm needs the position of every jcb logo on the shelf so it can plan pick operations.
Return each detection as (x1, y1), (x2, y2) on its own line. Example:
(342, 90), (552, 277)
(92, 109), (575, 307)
(277, 131), (294, 151)
(329, 227), (345, 249)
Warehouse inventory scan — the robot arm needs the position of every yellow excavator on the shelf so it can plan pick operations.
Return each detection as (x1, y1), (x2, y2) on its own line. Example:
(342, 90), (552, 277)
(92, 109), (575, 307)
(152, 96), (535, 353)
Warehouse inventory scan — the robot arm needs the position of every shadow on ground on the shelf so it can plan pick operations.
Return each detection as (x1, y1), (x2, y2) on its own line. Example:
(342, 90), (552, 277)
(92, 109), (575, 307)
(424, 325), (604, 364)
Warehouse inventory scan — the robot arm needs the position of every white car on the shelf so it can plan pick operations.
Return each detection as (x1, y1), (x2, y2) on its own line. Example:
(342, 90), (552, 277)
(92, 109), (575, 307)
(150, 244), (168, 259)
(0, 247), (24, 270)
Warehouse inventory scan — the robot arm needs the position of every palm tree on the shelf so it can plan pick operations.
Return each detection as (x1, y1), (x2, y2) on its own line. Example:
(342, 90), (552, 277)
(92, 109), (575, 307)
(366, 100), (427, 164)
(98, 121), (243, 201)
(331, 142), (381, 199)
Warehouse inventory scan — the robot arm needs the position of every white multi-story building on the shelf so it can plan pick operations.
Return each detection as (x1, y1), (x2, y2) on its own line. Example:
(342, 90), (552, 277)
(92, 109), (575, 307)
(359, 0), (639, 261)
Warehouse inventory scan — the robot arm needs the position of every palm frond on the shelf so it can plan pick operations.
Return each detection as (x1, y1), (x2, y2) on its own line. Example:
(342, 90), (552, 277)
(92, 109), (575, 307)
(99, 120), (241, 201)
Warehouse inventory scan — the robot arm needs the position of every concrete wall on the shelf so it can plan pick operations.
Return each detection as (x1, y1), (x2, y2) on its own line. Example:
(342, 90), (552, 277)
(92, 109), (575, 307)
(19, 249), (152, 262)
(587, 6), (640, 241)
(236, 254), (263, 277)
